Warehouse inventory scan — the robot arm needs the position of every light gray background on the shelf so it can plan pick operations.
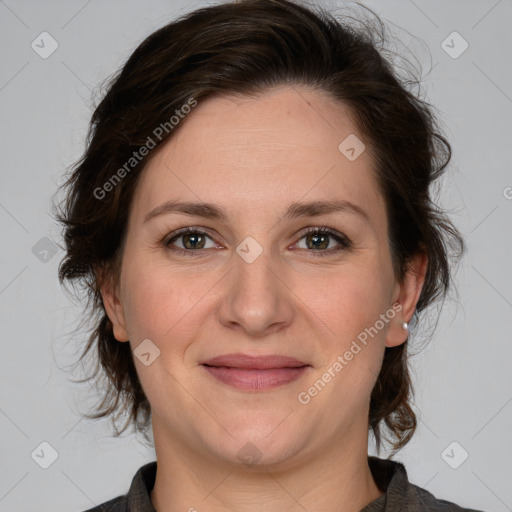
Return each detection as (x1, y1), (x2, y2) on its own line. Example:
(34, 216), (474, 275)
(1, 1), (511, 511)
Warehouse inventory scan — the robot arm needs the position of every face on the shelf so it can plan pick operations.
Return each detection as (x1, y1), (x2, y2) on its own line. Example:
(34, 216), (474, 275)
(102, 85), (422, 469)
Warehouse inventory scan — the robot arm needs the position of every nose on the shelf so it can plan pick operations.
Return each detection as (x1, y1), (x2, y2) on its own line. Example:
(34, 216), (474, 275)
(217, 245), (295, 337)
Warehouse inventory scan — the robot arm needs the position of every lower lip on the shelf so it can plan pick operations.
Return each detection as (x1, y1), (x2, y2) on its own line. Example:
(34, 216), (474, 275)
(202, 365), (309, 390)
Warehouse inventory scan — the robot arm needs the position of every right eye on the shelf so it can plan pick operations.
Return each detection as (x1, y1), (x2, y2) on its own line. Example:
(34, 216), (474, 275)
(164, 227), (220, 255)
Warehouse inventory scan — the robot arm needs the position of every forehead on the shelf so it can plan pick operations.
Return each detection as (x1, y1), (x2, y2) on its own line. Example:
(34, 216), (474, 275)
(130, 86), (385, 229)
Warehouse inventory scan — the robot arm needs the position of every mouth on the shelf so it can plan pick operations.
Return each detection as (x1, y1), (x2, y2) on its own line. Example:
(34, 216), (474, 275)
(200, 353), (311, 391)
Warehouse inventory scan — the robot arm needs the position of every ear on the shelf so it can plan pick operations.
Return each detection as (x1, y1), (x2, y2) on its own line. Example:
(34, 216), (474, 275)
(386, 251), (428, 348)
(97, 268), (129, 343)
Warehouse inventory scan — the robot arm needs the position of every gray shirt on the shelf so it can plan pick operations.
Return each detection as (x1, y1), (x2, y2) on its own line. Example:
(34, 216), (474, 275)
(83, 456), (485, 511)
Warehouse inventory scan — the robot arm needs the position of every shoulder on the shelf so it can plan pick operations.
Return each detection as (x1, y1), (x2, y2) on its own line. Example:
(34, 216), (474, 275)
(81, 495), (127, 512)
(78, 461), (157, 512)
(365, 456), (486, 512)
(408, 482), (486, 512)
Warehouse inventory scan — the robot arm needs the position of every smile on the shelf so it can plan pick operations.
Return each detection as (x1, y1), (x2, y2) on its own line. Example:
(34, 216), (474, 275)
(201, 365), (310, 391)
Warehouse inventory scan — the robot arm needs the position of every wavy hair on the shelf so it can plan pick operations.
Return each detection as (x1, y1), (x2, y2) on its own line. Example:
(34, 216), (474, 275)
(53, 0), (464, 454)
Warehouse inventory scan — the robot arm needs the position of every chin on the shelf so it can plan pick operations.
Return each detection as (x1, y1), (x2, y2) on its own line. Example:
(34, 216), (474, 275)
(201, 416), (308, 470)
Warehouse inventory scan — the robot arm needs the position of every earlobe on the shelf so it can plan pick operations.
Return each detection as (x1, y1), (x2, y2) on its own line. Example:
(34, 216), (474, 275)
(386, 252), (428, 348)
(98, 270), (129, 343)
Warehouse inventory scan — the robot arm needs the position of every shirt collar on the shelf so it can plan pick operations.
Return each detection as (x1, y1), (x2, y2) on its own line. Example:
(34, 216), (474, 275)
(127, 461), (157, 512)
(126, 456), (408, 512)
(361, 456), (410, 511)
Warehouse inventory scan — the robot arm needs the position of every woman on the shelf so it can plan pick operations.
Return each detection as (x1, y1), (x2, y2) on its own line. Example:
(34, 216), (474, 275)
(54, 0), (483, 510)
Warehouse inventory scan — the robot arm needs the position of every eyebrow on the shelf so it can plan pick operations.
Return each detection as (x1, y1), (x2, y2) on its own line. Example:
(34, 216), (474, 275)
(144, 199), (370, 225)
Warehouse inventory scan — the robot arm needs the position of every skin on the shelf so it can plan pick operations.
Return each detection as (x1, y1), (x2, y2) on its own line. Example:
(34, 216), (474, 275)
(101, 85), (427, 512)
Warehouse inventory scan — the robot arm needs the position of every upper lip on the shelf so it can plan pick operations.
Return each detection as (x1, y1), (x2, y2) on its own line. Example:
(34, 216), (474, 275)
(200, 353), (309, 369)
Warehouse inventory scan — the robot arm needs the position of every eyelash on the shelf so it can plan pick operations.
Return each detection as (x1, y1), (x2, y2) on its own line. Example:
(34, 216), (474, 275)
(163, 225), (352, 257)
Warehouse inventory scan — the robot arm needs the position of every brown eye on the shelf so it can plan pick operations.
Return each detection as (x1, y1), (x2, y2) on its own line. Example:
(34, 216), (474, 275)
(165, 228), (216, 253)
(305, 232), (330, 250)
(164, 225), (351, 257)
(295, 226), (352, 255)
(180, 231), (206, 250)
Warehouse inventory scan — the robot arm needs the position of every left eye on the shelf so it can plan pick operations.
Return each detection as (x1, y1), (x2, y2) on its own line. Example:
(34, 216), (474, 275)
(295, 227), (351, 253)
(164, 226), (351, 256)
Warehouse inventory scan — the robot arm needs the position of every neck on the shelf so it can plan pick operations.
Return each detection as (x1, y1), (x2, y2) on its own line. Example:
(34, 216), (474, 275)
(149, 415), (384, 512)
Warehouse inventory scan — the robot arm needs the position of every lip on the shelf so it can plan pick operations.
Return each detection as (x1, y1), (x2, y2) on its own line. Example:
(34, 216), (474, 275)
(200, 353), (308, 369)
(200, 353), (311, 391)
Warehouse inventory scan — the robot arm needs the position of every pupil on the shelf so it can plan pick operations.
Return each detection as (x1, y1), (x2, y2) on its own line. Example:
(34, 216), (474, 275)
(184, 233), (204, 249)
(309, 233), (328, 250)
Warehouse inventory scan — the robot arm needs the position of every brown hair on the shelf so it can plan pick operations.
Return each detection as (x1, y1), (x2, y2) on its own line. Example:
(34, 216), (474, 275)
(53, 0), (464, 454)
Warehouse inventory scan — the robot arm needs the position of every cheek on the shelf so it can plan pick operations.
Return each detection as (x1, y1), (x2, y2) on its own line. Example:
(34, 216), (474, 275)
(310, 280), (390, 413)
(312, 260), (393, 340)
(120, 253), (220, 364)
(120, 258), (187, 344)
(305, 257), (393, 398)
